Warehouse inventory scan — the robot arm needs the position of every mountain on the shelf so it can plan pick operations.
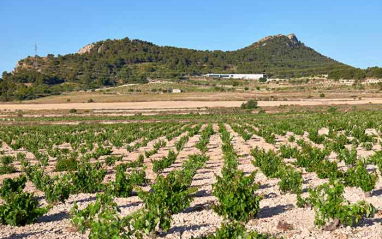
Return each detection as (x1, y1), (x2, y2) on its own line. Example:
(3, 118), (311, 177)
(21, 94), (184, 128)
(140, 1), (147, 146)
(0, 33), (374, 101)
(13, 33), (349, 80)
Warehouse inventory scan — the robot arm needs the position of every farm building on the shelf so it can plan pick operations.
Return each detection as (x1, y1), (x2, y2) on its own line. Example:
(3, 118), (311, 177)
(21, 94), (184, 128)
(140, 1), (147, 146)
(363, 79), (382, 84)
(171, 89), (182, 93)
(204, 73), (267, 80)
(339, 79), (355, 86)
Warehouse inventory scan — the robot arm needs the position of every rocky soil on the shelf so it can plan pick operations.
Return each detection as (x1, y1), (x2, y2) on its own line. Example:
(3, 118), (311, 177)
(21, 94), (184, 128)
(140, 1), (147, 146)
(0, 124), (382, 239)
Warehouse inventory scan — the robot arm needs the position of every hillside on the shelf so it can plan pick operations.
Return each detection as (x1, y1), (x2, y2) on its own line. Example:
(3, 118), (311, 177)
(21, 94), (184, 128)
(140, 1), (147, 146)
(14, 33), (348, 79)
(0, 33), (376, 101)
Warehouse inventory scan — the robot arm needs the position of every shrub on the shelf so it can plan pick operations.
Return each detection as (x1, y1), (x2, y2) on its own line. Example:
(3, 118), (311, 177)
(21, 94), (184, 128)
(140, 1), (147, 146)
(278, 166), (303, 194)
(93, 146), (112, 159)
(69, 108), (77, 113)
(199, 221), (276, 239)
(111, 164), (133, 197)
(327, 107), (338, 113)
(251, 148), (282, 178)
(129, 168), (147, 186)
(70, 192), (130, 238)
(330, 134), (349, 153)
(279, 144), (299, 158)
(195, 124), (214, 153)
(0, 175), (48, 226)
(134, 170), (196, 235)
(362, 142), (373, 151)
(71, 161), (106, 193)
(34, 152), (49, 166)
(24, 162), (72, 204)
(213, 170), (261, 222)
(152, 150), (178, 173)
(300, 180), (375, 228)
(175, 135), (189, 152)
(288, 135), (296, 142)
(296, 147), (327, 172)
(344, 162), (378, 194)
(0, 175), (27, 199)
(0, 155), (16, 174)
(55, 158), (78, 171)
(308, 130), (325, 144)
(241, 99), (258, 110)
(104, 155), (122, 166)
(259, 77), (267, 83)
(337, 147), (357, 166)
(16, 153), (26, 162)
(315, 160), (342, 180)
(43, 174), (72, 204)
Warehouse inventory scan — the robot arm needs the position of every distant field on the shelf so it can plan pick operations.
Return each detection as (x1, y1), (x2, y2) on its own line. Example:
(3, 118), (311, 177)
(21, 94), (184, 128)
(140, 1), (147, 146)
(11, 78), (381, 104)
(15, 90), (382, 104)
(1, 98), (382, 111)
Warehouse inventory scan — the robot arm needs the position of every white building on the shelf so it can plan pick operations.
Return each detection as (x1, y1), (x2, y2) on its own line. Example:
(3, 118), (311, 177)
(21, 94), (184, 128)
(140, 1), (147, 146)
(204, 73), (267, 80)
(172, 89), (182, 93)
(339, 79), (355, 86)
(363, 79), (382, 85)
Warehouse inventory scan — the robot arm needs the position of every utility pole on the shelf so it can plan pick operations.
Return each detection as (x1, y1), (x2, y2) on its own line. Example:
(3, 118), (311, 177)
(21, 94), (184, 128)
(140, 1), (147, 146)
(34, 42), (38, 69)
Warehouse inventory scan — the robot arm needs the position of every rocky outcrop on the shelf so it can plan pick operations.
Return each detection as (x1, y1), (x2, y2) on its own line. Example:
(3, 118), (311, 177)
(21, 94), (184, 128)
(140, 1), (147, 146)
(78, 43), (95, 54)
(287, 33), (298, 43)
(251, 33), (300, 48)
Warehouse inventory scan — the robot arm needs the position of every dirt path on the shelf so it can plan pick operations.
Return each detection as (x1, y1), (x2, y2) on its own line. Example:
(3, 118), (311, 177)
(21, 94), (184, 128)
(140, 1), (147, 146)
(168, 124), (224, 238)
(1, 98), (382, 111)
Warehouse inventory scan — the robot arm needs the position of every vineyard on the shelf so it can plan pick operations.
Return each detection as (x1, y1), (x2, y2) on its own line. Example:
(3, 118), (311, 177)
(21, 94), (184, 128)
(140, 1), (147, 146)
(0, 110), (382, 238)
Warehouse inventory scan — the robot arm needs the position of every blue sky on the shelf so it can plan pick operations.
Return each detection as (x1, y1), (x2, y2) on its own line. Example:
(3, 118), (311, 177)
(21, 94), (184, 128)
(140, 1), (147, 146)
(1, 0), (381, 74)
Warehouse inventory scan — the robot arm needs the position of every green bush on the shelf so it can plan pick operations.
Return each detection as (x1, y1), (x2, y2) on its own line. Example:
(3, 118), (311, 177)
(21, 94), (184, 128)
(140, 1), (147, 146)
(315, 159), (342, 180)
(43, 174), (72, 204)
(0, 155), (16, 174)
(251, 148), (283, 178)
(344, 162), (378, 193)
(0, 175), (48, 226)
(104, 155), (122, 166)
(152, 150), (178, 173)
(71, 161), (106, 193)
(134, 170), (196, 234)
(213, 170), (261, 222)
(278, 166), (303, 194)
(199, 221), (276, 239)
(24, 162), (72, 204)
(70, 192), (130, 238)
(55, 158), (78, 171)
(110, 164), (146, 197)
(300, 180), (375, 227)
(241, 99), (258, 110)
(337, 147), (357, 166)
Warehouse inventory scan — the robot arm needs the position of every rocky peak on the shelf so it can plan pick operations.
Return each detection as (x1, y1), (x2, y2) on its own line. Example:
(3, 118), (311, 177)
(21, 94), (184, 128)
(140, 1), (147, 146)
(78, 43), (95, 54)
(287, 33), (298, 43)
(249, 33), (300, 48)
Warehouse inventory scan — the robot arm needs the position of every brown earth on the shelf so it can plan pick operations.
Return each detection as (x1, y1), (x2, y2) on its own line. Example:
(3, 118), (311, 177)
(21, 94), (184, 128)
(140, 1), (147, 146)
(1, 98), (382, 111)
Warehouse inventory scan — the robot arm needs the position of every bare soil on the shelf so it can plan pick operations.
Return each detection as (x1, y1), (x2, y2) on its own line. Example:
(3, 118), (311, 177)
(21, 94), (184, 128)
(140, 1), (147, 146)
(0, 124), (381, 238)
(1, 98), (382, 111)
